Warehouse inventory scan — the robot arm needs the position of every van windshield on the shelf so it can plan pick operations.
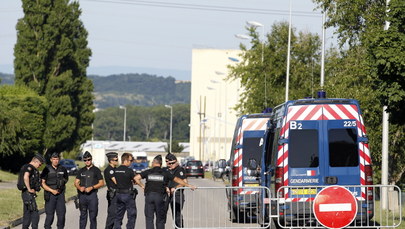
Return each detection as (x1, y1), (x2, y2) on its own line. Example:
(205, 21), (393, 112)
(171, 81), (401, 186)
(289, 129), (319, 168)
(242, 137), (263, 167)
(329, 128), (358, 167)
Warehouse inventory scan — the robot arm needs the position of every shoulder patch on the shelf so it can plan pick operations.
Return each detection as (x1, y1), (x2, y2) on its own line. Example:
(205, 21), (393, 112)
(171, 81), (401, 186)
(110, 170), (114, 175)
(180, 171), (184, 176)
(27, 166), (32, 171)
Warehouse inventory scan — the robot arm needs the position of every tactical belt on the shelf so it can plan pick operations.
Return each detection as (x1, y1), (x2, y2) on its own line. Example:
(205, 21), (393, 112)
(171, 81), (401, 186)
(117, 189), (133, 194)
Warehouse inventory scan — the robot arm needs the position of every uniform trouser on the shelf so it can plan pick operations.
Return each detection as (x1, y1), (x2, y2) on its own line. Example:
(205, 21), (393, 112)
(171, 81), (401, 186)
(78, 191), (98, 229)
(145, 192), (165, 229)
(21, 191), (39, 229)
(114, 193), (137, 229)
(170, 192), (185, 228)
(44, 192), (66, 229)
(105, 191), (117, 229)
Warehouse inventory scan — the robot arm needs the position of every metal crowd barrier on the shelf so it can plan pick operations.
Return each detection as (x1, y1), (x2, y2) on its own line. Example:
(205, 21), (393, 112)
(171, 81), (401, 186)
(172, 186), (271, 229)
(275, 185), (402, 228)
(171, 185), (401, 229)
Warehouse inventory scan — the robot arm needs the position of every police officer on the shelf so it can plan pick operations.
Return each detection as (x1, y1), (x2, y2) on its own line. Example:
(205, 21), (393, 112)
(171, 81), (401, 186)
(40, 152), (68, 229)
(104, 152), (118, 229)
(74, 151), (104, 229)
(135, 155), (196, 229)
(165, 153), (187, 228)
(18, 154), (45, 229)
(113, 152), (138, 229)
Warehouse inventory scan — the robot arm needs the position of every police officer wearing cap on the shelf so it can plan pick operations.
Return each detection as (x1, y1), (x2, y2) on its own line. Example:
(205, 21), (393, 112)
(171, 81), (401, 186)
(104, 152), (118, 229)
(18, 154), (45, 229)
(135, 155), (196, 229)
(40, 152), (68, 229)
(165, 153), (187, 228)
(74, 151), (104, 229)
(113, 152), (138, 229)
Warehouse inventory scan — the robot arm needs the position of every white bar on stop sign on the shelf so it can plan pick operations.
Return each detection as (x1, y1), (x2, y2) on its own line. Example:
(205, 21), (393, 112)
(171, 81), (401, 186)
(319, 203), (352, 212)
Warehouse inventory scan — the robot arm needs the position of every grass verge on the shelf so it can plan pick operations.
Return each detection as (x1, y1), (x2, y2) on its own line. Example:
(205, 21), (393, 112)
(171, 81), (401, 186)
(0, 175), (79, 227)
(0, 170), (18, 182)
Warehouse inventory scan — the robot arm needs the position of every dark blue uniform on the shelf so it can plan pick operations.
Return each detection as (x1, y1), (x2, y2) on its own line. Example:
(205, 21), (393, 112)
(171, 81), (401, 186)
(20, 164), (41, 229)
(76, 166), (103, 229)
(114, 165), (137, 229)
(104, 164), (117, 229)
(40, 164), (68, 229)
(140, 167), (174, 229)
(168, 165), (187, 227)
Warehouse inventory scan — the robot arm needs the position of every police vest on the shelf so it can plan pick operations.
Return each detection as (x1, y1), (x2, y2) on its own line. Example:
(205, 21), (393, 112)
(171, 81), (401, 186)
(17, 164), (40, 191)
(79, 168), (96, 188)
(45, 165), (65, 189)
(146, 169), (166, 194)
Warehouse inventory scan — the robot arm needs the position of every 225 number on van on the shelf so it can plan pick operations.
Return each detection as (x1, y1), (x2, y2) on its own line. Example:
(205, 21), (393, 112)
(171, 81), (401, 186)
(343, 121), (357, 127)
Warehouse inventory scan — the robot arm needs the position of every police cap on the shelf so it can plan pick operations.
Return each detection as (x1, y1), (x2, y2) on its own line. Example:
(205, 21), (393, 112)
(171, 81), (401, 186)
(34, 154), (45, 164)
(83, 151), (92, 159)
(50, 152), (60, 158)
(165, 153), (177, 162)
(106, 152), (118, 160)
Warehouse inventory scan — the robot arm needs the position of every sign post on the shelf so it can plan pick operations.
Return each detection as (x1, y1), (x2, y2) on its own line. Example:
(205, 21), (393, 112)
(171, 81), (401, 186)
(313, 186), (358, 229)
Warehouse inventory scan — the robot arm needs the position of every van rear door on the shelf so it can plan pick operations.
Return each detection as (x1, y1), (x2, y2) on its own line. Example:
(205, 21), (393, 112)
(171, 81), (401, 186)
(322, 104), (364, 201)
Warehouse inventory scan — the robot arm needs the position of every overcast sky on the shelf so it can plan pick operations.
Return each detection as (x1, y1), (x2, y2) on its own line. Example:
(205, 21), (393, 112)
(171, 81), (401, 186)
(0, 0), (332, 80)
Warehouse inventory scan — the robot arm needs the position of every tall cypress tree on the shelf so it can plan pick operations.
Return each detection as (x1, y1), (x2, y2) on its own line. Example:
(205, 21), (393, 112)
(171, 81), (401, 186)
(14, 0), (94, 156)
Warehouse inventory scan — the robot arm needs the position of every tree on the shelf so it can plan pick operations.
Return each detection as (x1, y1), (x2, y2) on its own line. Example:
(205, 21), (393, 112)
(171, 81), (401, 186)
(0, 85), (47, 172)
(313, 0), (405, 185)
(229, 22), (321, 114)
(164, 141), (185, 154)
(14, 0), (94, 156)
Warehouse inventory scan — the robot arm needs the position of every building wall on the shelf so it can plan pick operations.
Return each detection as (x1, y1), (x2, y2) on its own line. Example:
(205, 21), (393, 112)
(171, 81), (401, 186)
(190, 49), (242, 163)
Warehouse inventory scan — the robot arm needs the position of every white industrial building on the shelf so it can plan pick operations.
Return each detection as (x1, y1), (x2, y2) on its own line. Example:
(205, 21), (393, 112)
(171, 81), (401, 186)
(81, 140), (190, 167)
(189, 49), (242, 162)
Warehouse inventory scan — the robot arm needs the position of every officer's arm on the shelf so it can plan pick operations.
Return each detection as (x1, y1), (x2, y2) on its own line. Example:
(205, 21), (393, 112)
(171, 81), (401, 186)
(23, 171), (34, 193)
(74, 178), (85, 192)
(134, 174), (145, 190)
(173, 177), (196, 190)
(93, 179), (104, 190)
(41, 179), (58, 195)
(111, 177), (117, 185)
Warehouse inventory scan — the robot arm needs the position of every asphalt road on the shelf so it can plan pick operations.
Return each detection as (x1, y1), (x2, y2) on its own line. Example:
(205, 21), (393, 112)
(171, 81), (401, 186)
(12, 177), (258, 229)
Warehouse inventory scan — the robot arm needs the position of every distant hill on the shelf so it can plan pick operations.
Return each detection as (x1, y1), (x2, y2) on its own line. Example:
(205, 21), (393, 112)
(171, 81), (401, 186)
(0, 72), (191, 108)
(0, 72), (14, 84)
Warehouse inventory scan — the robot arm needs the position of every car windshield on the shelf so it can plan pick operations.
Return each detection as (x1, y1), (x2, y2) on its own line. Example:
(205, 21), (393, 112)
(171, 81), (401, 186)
(60, 160), (74, 166)
(187, 161), (202, 166)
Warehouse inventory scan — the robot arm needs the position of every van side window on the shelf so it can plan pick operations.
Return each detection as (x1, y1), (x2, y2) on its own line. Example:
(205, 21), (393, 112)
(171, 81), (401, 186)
(329, 128), (358, 167)
(289, 129), (319, 168)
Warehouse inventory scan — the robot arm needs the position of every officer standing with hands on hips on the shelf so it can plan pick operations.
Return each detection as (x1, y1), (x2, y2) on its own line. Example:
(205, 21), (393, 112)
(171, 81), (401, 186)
(113, 152), (138, 229)
(40, 152), (68, 229)
(74, 151), (104, 229)
(104, 152), (119, 229)
(135, 155), (196, 229)
(165, 153), (187, 228)
(17, 154), (45, 229)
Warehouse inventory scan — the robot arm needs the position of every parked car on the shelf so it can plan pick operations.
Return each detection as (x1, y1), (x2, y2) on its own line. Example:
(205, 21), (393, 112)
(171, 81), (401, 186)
(130, 162), (148, 174)
(185, 160), (204, 178)
(59, 159), (79, 175)
(212, 159), (229, 181)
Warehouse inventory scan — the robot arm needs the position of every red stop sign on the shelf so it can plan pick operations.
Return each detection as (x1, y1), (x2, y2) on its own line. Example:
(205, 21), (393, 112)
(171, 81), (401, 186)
(313, 186), (358, 229)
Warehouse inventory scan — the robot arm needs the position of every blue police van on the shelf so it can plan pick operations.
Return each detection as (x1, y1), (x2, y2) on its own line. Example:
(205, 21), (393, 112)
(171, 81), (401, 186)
(257, 97), (374, 227)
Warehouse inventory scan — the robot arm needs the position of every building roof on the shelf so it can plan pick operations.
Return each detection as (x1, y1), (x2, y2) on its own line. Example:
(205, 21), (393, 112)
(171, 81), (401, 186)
(82, 140), (189, 153)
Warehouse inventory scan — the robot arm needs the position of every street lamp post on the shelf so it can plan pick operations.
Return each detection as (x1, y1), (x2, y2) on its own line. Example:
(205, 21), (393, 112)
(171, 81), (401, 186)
(119, 106), (127, 142)
(165, 105), (173, 154)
